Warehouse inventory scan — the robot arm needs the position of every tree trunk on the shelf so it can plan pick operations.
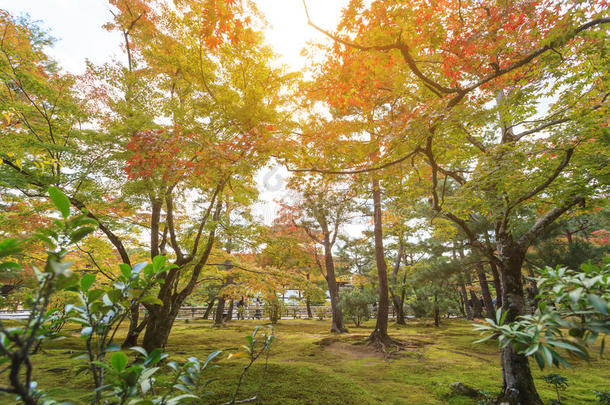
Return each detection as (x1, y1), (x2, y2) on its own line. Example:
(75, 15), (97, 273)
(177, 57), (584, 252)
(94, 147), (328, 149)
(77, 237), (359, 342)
(368, 178), (395, 348)
(497, 236), (543, 405)
(469, 288), (483, 318)
(214, 296), (226, 327)
(142, 304), (179, 352)
(226, 299), (234, 321)
(433, 293), (440, 327)
(459, 280), (473, 320)
(390, 242), (406, 325)
(306, 297), (312, 318)
(122, 304), (142, 347)
(489, 260), (503, 308)
(476, 263), (495, 319)
(392, 295), (406, 325)
(203, 298), (215, 320)
(322, 233), (348, 333)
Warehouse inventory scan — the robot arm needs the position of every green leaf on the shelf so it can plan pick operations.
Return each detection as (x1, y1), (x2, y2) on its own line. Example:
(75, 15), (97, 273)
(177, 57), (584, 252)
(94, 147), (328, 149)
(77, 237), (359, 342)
(87, 289), (105, 302)
(203, 350), (222, 368)
(69, 227), (94, 244)
(80, 273), (96, 291)
(130, 346), (148, 357)
(119, 263), (131, 279)
(0, 261), (20, 271)
(48, 186), (70, 219)
(540, 345), (553, 367)
(569, 287), (583, 304)
(533, 352), (545, 370)
(0, 238), (21, 259)
(111, 351), (128, 372)
(587, 294), (608, 315)
(152, 255), (166, 272)
(140, 295), (163, 306)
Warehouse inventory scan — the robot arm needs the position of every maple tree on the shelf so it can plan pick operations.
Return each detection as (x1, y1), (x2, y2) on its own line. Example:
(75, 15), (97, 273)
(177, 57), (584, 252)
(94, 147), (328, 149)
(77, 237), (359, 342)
(1, 1), (608, 403)
(0, 1), (293, 352)
(292, 0), (609, 402)
(95, 0), (292, 351)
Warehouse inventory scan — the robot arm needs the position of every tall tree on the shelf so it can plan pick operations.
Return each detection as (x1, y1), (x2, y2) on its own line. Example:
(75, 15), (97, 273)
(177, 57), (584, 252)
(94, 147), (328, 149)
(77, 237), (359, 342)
(281, 176), (356, 333)
(297, 1), (608, 402)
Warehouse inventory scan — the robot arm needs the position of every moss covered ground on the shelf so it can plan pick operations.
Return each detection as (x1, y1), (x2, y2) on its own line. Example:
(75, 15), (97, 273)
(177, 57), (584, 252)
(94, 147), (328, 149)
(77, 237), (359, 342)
(2, 318), (608, 404)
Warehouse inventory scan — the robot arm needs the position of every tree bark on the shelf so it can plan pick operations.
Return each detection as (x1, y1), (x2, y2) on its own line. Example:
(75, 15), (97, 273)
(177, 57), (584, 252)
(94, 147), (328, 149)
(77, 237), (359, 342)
(323, 238), (348, 333)
(142, 304), (180, 352)
(496, 235), (543, 405)
(392, 294), (406, 325)
(433, 293), (440, 327)
(390, 242), (406, 325)
(476, 263), (495, 319)
(122, 305), (142, 347)
(226, 299), (234, 321)
(469, 288), (483, 318)
(489, 260), (503, 308)
(306, 297), (313, 318)
(214, 296), (226, 326)
(459, 279), (473, 320)
(368, 178), (395, 347)
(203, 298), (215, 319)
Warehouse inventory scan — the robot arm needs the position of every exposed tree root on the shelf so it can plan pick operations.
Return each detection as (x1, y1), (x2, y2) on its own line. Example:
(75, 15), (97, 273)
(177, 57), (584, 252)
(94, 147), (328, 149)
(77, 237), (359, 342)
(366, 329), (404, 355)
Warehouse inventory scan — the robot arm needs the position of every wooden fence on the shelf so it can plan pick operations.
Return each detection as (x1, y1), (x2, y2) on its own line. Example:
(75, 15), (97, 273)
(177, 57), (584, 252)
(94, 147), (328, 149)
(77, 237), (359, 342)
(177, 304), (399, 320)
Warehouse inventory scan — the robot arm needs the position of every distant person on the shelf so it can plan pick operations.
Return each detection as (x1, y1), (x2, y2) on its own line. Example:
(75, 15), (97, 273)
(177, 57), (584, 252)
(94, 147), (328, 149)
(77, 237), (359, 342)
(236, 296), (245, 320)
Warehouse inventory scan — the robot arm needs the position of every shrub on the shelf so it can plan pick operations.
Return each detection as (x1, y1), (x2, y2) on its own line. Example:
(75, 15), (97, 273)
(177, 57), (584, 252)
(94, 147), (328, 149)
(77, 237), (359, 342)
(475, 261), (610, 370)
(339, 288), (376, 327)
(315, 305), (328, 320)
(265, 295), (284, 324)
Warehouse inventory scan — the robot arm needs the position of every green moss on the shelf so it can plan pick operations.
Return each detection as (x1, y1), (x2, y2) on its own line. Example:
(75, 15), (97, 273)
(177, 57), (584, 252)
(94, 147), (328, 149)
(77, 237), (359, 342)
(1, 319), (607, 404)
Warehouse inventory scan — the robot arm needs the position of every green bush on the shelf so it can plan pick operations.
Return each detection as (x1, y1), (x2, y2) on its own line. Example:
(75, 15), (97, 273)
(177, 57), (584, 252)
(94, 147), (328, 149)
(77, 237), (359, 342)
(339, 288), (376, 327)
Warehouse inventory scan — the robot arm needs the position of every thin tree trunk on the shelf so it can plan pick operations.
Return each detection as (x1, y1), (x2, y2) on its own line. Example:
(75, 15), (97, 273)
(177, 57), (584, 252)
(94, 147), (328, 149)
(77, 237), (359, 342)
(203, 298), (215, 319)
(489, 260), (503, 308)
(368, 178), (394, 347)
(122, 305), (142, 347)
(433, 293), (440, 327)
(476, 263), (495, 319)
(390, 242), (406, 325)
(459, 279), (473, 320)
(324, 239), (347, 333)
(306, 298), (312, 318)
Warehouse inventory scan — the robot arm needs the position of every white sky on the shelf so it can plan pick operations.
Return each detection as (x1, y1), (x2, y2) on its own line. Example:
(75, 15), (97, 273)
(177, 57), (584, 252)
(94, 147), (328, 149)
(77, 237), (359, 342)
(0, 0), (347, 73)
(0, 0), (352, 227)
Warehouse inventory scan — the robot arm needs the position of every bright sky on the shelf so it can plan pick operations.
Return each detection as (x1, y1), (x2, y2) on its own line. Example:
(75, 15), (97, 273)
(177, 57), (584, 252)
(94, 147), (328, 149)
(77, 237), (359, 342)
(0, 0), (351, 226)
(0, 0), (348, 73)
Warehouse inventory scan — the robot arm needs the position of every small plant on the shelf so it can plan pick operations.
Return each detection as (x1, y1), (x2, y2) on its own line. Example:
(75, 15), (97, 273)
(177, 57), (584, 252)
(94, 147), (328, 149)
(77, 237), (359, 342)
(542, 374), (568, 404)
(593, 390), (610, 405)
(226, 325), (274, 404)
